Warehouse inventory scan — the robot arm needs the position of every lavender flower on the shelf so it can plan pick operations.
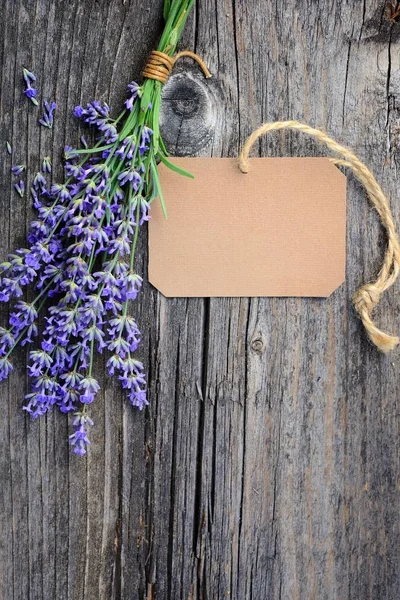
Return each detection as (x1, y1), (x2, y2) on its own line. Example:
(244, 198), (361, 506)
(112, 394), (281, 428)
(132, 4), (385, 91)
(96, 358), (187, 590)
(41, 156), (51, 173)
(69, 412), (93, 455)
(33, 171), (47, 190)
(73, 101), (118, 143)
(140, 126), (153, 155)
(11, 164), (25, 176)
(39, 101), (56, 128)
(23, 68), (36, 84)
(14, 180), (25, 197)
(23, 68), (38, 106)
(125, 81), (141, 110)
(6, 142), (12, 155)
(0, 357), (13, 381)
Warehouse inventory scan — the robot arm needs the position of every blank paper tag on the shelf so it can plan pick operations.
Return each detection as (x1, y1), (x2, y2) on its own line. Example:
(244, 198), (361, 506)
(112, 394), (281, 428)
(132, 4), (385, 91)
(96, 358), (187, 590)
(149, 157), (346, 297)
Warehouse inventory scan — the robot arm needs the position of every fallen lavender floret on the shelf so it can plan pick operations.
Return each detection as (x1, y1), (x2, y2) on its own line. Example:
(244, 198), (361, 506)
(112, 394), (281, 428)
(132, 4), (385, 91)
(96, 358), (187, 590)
(39, 100), (56, 128)
(6, 141), (12, 155)
(41, 156), (51, 173)
(11, 164), (25, 176)
(1, 0), (196, 455)
(14, 180), (25, 197)
(23, 68), (38, 106)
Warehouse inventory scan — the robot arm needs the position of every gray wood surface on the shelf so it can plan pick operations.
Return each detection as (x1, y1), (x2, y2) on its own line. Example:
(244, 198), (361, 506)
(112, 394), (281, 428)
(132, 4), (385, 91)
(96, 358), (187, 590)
(0, 1), (400, 598)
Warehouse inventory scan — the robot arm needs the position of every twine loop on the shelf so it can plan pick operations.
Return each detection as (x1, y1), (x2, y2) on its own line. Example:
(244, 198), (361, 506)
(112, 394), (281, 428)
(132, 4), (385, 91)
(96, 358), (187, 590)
(142, 50), (174, 84)
(353, 284), (381, 313)
(239, 120), (400, 352)
(143, 50), (211, 84)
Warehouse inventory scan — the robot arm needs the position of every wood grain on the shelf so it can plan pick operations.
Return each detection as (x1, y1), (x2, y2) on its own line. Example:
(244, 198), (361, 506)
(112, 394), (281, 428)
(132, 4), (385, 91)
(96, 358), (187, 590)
(0, 1), (399, 598)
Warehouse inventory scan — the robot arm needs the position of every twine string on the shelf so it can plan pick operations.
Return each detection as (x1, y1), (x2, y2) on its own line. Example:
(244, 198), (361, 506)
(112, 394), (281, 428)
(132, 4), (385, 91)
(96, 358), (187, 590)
(143, 50), (211, 84)
(238, 120), (400, 352)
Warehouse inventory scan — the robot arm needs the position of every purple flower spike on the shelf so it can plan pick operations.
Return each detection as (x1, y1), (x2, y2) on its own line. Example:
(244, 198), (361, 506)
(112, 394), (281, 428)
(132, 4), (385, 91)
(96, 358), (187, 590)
(69, 412), (93, 455)
(0, 357), (13, 382)
(125, 80), (142, 110)
(127, 81), (141, 97)
(125, 96), (135, 111)
(139, 126), (153, 155)
(73, 101), (117, 143)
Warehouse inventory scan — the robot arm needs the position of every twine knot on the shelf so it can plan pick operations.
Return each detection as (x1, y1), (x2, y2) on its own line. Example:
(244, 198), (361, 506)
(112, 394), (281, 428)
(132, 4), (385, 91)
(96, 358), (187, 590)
(143, 50), (211, 85)
(353, 284), (381, 314)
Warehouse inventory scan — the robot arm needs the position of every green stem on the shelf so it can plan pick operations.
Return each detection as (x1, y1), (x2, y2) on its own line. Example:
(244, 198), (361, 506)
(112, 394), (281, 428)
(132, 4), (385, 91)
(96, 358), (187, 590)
(130, 197), (142, 271)
(88, 337), (95, 377)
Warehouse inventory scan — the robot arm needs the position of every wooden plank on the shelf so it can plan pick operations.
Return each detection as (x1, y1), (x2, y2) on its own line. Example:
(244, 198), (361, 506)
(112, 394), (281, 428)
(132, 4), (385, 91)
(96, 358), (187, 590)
(0, 1), (399, 599)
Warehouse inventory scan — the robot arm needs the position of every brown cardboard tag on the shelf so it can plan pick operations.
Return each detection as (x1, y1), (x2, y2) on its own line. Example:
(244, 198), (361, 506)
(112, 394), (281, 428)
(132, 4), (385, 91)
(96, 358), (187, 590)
(148, 157), (346, 297)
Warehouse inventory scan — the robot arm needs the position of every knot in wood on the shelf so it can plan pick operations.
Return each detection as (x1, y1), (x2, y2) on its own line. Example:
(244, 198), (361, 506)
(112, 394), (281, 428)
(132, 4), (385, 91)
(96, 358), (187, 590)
(160, 73), (216, 155)
(251, 338), (264, 354)
(171, 92), (200, 117)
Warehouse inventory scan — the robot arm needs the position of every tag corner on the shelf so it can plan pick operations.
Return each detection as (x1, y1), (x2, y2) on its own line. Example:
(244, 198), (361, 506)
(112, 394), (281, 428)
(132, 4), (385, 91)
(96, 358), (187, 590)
(325, 276), (346, 298)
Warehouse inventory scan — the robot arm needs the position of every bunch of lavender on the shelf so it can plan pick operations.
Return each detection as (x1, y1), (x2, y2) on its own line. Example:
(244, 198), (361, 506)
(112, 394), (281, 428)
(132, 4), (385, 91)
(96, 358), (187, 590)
(0, 0), (195, 455)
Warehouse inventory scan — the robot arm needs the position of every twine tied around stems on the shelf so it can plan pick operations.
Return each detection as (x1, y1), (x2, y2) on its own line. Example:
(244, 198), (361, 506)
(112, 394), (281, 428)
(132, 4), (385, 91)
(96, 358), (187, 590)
(239, 120), (400, 353)
(143, 50), (212, 84)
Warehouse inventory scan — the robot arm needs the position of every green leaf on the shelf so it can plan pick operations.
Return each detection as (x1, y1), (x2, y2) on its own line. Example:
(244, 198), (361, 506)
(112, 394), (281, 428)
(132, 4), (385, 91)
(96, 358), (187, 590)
(159, 135), (168, 156)
(118, 102), (140, 140)
(163, 0), (171, 20)
(151, 161), (167, 218)
(66, 145), (112, 157)
(152, 91), (161, 155)
(158, 152), (194, 178)
(158, 0), (182, 50)
(139, 84), (152, 125)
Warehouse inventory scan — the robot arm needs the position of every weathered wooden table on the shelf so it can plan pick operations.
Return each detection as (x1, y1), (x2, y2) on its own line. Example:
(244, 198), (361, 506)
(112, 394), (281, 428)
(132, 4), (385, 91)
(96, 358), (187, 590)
(1, 1), (399, 598)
